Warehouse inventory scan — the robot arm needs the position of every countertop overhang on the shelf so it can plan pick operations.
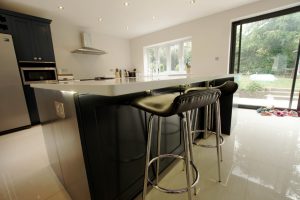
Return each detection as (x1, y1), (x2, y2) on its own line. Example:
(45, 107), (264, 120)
(31, 74), (234, 96)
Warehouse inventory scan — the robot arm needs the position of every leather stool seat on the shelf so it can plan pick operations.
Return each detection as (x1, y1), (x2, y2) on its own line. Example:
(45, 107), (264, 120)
(132, 89), (221, 117)
(216, 80), (238, 96)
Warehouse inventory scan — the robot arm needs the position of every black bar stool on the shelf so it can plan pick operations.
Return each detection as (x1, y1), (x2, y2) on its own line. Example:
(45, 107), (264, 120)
(132, 88), (221, 200)
(186, 81), (238, 182)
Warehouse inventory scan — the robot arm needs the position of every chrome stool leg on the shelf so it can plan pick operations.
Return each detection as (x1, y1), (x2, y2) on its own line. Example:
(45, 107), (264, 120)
(182, 114), (192, 200)
(156, 117), (162, 184)
(204, 105), (209, 138)
(143, 114), (154, 200)
(215, 100), (222, 182)
(220, 145), (223, 162)
(186, 111), (198, 195)
(193, 108), (199, 139)
(218, 105), (223, 162)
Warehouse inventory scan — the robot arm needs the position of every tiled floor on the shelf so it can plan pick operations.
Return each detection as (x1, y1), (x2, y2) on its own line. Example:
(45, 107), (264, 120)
(0, 109), (299, 200)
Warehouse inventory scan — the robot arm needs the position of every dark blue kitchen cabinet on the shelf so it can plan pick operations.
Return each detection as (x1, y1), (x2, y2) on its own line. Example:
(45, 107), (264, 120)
(9, 16), (35, 62)
(9, 16), (55, 63)
(0, 14), (9, 34)
(31, 20), (55, 62)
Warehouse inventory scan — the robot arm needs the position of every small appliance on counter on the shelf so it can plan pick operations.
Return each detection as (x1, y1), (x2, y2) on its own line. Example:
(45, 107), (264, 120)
(57, 73), (74, 81)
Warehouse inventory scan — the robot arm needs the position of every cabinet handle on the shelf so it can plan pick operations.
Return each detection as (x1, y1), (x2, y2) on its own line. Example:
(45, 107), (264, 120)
(34, 57), (37, 60)
(38, 57), (42, 60)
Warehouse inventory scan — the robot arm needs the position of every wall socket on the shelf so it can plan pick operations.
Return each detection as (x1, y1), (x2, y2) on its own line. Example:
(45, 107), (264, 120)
(54, 101), (66, 119)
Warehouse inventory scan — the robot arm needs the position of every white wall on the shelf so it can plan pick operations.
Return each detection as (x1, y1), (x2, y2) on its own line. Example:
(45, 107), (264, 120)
(51, 18), (131, 79)
(130, 0), (300, 76)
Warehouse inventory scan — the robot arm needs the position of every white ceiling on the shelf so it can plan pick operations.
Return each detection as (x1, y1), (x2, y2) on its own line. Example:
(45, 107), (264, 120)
(0, 0), (260, 39)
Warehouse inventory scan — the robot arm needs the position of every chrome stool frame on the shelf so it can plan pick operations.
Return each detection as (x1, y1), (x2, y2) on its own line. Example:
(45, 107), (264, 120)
(144, 113), (199, 197)
(185, 81), (238, 183)
(132, 89), (221, 200)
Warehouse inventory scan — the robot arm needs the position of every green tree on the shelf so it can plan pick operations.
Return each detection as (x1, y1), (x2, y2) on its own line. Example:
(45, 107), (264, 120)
(239, 12), (300, 75)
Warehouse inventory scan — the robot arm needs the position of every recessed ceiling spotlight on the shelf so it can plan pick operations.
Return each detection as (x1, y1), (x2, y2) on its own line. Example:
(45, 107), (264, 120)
(98, 18), (103, 22)
(190, 0), (196, 4)
(124, 2), (129, 6)
(58, 6), (64, 10)
(152, 16), (156, 20)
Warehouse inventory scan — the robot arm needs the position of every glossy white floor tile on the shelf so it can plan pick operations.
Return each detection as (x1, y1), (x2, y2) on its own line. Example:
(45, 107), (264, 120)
(0, 109), (299, 200)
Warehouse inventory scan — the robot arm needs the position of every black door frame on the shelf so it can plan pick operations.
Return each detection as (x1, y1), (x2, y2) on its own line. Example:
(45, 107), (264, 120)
(229, 5), (300, 109)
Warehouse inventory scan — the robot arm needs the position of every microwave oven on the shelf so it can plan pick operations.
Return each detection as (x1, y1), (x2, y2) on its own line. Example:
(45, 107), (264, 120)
(20, 67), (58, 85)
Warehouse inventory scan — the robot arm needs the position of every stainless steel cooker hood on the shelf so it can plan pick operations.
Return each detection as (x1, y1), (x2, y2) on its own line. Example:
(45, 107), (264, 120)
(72, 32), (107, 55)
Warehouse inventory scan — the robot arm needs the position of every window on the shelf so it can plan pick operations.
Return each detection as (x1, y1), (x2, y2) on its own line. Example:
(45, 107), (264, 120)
(144, 38), (192, 75)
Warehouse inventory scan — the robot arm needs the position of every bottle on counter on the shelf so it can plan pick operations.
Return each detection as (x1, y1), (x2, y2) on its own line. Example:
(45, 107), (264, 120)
(115, 68), (120, 78)
(133, 68), (136, 77)
(124, 69), (129, 77)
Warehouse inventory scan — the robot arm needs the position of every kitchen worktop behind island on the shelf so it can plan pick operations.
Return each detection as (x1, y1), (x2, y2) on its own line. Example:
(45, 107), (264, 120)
(33, 75), (236, 200)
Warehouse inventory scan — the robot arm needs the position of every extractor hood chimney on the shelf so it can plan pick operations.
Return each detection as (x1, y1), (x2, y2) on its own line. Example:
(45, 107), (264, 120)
(72, 32), (107, 55)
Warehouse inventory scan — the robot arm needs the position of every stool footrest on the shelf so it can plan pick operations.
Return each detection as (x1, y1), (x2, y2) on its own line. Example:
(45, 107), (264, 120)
(147, 154), (199, 194)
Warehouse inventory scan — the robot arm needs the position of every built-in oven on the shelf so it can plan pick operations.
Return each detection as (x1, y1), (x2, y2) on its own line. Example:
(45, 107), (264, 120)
(19, 66), (58, 125)
(20, 67), (58, 85)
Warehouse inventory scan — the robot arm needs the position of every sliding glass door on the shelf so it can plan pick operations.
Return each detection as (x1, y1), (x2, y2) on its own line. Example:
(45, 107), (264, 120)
(230, 6), (300, 109)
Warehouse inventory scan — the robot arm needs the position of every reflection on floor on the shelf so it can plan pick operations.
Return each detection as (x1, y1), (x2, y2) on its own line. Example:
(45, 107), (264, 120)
(0, 109), (299, 200)
(0, 126), (71, 200)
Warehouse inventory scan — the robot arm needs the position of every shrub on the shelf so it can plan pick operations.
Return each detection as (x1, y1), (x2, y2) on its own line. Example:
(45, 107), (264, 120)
(245, 81), (264, 93)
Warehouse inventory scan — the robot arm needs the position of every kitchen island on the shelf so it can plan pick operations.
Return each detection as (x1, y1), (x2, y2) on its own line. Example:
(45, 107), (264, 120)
(32, 75), (236, 200)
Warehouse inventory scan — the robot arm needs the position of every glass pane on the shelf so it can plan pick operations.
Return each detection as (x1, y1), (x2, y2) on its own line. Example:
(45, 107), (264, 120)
(170, 44), (179, 71)
(147, 48), (156, 73)
(184, 41), (192, 70)
(237, 12), (300, 108)
(158, 47), (167, 73)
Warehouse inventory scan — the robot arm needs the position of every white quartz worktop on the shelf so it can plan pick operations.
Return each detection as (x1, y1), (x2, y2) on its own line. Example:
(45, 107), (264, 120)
(31, 74), (234, 96)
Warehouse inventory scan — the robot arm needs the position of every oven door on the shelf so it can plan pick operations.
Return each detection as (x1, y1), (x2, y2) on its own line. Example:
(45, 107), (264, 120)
(20, 67), (58, 85)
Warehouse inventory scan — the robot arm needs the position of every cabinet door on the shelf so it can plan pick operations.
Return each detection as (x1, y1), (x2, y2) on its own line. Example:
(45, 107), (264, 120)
(23, 85), (40, 124)
(31, 21), (55, 62)
(10, 16), (36, 62)
(0, 14), (10, 34)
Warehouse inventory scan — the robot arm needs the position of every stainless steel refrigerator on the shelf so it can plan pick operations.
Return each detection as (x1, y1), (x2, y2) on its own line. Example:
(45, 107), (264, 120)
(0, 33), (30, 132)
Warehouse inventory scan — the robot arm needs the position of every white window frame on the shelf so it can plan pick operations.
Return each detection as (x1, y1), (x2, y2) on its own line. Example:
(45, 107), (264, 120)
(143, 37), (192, 76)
